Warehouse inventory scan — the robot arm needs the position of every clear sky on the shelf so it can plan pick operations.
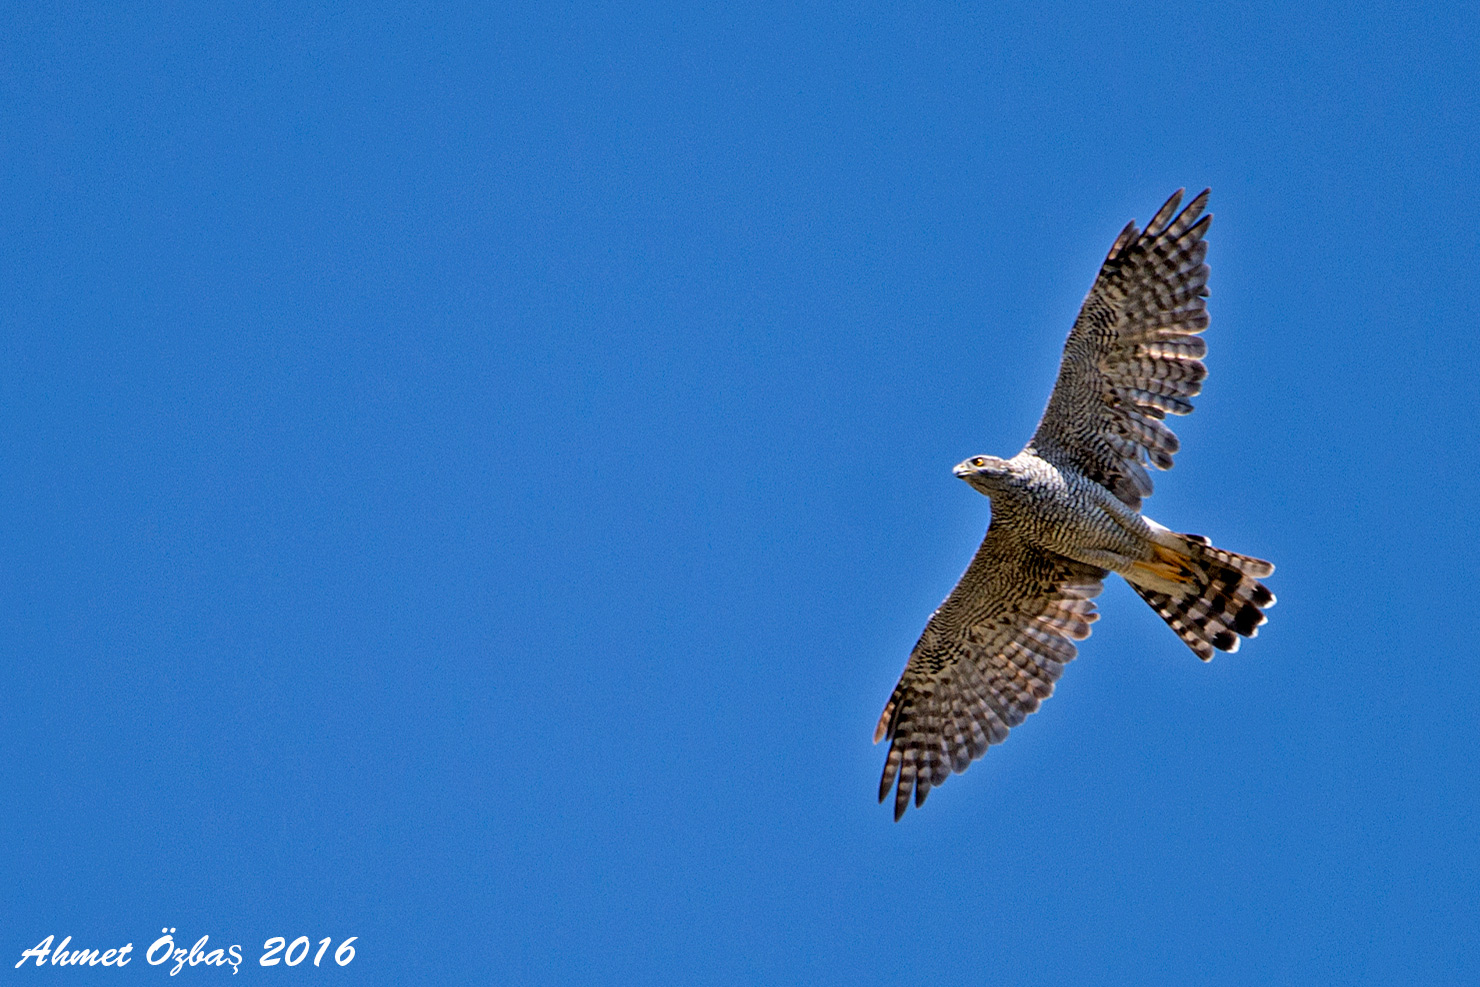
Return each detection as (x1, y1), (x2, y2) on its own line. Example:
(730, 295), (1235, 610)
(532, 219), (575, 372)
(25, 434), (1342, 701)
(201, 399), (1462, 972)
(3, 1), (1477, 983)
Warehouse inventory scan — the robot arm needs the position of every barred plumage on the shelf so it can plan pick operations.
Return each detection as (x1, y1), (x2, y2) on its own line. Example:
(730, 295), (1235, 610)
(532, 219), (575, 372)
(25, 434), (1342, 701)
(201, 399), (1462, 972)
(877, 190), (1275, 820)
(874, 527), (1104, 820)
(1130, 536), (1275, 660)
(1030, 188), (1212, 510)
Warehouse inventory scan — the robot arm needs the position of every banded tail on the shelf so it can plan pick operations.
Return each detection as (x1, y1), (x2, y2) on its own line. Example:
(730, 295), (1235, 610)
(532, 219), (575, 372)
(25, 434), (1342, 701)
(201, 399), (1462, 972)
(1127, 532), (1275, 660)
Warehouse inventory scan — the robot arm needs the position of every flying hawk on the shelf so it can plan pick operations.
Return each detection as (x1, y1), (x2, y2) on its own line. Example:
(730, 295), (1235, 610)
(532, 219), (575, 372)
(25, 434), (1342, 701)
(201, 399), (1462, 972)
(876, 189), (1274, 820)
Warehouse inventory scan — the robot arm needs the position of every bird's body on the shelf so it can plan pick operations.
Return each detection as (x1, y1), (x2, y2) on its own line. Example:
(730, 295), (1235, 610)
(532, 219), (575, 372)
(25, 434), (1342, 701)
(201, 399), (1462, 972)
(877, 189), (1274, 820)
(956, 453), (1153, 570)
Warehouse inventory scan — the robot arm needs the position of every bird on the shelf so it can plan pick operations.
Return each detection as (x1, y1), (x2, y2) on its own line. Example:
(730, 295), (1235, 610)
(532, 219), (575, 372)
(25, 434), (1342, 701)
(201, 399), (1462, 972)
(875, 189), (1274, 820)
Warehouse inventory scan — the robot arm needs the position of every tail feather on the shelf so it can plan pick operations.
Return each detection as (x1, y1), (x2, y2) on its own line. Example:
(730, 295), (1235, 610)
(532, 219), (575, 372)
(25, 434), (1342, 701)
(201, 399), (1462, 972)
(1130, 535), (1275, 660)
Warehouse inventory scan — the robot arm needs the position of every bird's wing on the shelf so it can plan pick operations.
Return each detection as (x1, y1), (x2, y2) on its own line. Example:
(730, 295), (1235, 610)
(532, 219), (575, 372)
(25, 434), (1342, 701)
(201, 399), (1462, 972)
(876, 520), (1107, 820)
(1026, 189), (1212, 510)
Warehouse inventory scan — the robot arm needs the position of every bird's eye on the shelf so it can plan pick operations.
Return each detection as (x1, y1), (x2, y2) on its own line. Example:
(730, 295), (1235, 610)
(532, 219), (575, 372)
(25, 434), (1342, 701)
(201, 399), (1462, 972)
(972, 457), (987, 467)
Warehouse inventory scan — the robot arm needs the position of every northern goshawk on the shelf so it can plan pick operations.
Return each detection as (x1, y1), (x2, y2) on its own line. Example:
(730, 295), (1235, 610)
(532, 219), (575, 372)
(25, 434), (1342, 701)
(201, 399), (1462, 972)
(876, 189), (1274, 820)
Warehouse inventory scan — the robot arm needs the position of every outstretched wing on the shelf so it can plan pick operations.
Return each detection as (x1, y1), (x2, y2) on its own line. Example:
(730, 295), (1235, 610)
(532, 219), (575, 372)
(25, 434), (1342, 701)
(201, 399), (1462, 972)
(1027, 189), (1212, 510)
(875, 521), (1106, 820)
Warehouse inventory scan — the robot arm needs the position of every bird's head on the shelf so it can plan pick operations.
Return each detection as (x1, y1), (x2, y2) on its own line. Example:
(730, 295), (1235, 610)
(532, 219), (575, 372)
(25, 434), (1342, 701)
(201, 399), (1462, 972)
(953, 454), (1012, 496)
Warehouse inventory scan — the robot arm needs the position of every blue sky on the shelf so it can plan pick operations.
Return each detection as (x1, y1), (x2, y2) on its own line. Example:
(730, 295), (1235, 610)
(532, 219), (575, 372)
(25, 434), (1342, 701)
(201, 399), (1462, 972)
(3, 1), (1477, 983)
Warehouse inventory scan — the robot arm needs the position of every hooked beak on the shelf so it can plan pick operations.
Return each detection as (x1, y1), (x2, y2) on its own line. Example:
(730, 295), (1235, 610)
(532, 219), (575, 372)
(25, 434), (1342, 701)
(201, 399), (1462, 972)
(952, 460), (975, 479)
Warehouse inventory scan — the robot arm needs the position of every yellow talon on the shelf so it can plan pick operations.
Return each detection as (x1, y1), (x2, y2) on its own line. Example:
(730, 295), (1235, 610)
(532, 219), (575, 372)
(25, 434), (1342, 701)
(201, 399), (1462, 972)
(1132, 543), (1197, 584)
